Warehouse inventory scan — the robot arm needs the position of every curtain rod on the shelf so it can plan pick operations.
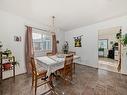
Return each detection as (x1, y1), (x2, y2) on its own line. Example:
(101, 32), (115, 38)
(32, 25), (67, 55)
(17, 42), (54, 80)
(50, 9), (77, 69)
(25, 25), (49, 32)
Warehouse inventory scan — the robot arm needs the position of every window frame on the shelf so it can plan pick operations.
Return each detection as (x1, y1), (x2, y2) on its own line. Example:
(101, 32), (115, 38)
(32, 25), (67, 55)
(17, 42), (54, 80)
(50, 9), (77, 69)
(32, 31), (52, 52)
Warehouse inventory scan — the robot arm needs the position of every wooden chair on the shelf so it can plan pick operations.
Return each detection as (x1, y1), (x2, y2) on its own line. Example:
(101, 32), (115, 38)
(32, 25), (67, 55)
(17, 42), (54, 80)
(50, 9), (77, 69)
(58, 54), (73, 85)
(68, 51), (76, 55)
(31, 57), (53, 95)
(46, 52), (54, 56)
(68, 51), (76, 73)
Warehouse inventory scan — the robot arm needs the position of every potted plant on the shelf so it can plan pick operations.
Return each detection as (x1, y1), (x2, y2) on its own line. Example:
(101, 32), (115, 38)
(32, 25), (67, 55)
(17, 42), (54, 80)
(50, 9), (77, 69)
(116, 32), (127, 54)
(116, 32), (127, 46)
(122, 34), (127, 46)
(4, 49), (12, 57)
(3, 49), (19, 69)
(98, 48), (104, 51)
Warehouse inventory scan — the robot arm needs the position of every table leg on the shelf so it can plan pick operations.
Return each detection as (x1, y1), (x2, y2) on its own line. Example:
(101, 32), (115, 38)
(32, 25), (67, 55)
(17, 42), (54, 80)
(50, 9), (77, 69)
(73, 62), (75, 74)
(49, 73), (54, 88)
(13, 65), (15, 81)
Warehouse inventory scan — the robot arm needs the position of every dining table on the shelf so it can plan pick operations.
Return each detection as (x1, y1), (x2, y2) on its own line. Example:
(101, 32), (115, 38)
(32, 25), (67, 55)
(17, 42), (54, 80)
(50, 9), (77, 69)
(36, 54), (80, 87)
(36, 54), (80, 77)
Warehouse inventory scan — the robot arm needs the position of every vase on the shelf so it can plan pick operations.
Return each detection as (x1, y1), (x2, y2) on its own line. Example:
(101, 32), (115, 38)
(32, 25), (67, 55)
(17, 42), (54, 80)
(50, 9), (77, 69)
(64, 50), (68, 54)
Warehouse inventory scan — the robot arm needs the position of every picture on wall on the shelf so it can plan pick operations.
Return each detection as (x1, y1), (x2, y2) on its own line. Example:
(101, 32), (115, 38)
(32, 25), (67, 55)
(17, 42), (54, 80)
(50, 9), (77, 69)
(14, 36), (21, 42)
(74, 35), (83, 47)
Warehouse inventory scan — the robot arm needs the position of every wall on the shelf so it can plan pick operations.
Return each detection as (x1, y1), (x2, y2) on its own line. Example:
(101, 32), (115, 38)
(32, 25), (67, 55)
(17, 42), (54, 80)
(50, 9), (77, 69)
(65, 26), (98, 68)
(99, 33), (116, 50)
(98, 34), (117, 57)
(55, 29), (65, 52)
(0, 10), (65, 79)
(98, 27), (121, 50)
(65, 15), (127, 74)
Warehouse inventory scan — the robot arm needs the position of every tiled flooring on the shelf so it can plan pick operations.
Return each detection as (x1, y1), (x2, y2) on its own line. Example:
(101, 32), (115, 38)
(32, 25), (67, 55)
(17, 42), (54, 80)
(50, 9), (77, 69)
(99, 57), (118, 64)
(98, 57), (119, 72)
(0, 64), (127, 95)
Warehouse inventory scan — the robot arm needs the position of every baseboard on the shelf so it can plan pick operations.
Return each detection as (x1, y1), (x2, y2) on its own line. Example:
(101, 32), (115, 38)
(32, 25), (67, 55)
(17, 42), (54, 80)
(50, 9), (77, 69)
(75, 62), (98, 69)
(1, 72), (27, 81)
(75, 62), (127, 75)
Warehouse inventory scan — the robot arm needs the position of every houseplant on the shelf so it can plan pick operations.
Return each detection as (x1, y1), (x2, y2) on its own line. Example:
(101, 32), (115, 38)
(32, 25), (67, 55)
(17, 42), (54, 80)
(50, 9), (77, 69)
(2, 49), (19, 70)
(116, 32), (127, 59)
(116, 32), (127, 46)
(3, 49), (19, 65)
(122, 34), (127, 46)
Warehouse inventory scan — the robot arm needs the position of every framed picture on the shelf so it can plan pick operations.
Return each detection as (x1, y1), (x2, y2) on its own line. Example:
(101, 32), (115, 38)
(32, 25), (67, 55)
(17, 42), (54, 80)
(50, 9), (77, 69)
(14, 36), (21, 42)
(74, 36), (82, 47)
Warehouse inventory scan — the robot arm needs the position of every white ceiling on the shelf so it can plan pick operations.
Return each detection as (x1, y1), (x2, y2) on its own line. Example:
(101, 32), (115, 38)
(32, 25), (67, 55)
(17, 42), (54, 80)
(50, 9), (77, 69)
(0, 0), (127, 31)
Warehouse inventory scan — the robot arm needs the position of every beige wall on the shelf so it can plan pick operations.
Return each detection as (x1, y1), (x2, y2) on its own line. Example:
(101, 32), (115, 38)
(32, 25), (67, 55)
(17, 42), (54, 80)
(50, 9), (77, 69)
(98, 26), (121, 50)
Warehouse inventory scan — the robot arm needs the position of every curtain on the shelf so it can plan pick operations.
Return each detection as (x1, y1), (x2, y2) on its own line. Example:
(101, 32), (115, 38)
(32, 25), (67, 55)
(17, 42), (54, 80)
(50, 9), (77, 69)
(52, 32), (57, 55)
(25, 26), (33, 74)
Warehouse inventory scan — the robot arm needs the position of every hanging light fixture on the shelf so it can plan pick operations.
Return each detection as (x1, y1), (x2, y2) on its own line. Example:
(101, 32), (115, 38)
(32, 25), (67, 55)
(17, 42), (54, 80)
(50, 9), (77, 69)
(49, 16), (57, 33)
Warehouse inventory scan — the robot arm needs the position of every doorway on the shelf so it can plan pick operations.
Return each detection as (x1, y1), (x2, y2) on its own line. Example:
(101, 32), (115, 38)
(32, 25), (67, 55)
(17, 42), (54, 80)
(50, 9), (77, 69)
(98, 27), (121, 72)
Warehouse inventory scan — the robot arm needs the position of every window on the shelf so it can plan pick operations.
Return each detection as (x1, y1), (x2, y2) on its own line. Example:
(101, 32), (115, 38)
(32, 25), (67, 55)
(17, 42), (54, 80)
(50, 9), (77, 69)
(98, 39), (108, 49)
(32, 32), (52, 51)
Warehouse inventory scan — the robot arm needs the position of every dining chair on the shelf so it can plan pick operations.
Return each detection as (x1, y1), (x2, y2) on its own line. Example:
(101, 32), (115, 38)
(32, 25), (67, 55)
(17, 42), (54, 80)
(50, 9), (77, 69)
(68, 51), (76, 73)
(58, 54), (74, 85)
(46, 52), (54, 56)
(31, 57), (53, 95)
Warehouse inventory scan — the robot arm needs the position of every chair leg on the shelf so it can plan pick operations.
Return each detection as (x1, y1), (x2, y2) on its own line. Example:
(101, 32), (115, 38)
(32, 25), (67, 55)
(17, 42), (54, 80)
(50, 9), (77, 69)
(32, 75), (34, 86)
(64, 77), (66, 86)
(63, 73), (66, 86)
(74, 63), (75, 73)
(73, 63), (75, 73)
(35, 77), (37, 95)
(70, 72), (72, 81)
(55, 71), (57, 75)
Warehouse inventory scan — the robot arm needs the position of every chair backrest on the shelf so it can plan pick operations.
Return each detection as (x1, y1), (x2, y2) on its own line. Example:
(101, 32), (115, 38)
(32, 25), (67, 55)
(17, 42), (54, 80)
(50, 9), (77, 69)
(68, 51), (76, 55)
(64, 54), (73, 73)
(64, 54), (73, 65)
(46, 52), (53, 56)
(31, 57), (37, 75)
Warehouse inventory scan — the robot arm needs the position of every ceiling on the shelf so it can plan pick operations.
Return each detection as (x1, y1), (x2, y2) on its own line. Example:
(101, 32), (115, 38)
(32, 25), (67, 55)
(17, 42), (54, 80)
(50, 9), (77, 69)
(0, 0), (127, 31)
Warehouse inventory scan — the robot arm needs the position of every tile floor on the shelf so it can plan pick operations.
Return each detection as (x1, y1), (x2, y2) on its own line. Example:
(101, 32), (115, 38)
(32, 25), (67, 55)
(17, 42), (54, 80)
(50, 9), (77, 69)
(98, 57), (119, 72)
(0, 64), (127, 95)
